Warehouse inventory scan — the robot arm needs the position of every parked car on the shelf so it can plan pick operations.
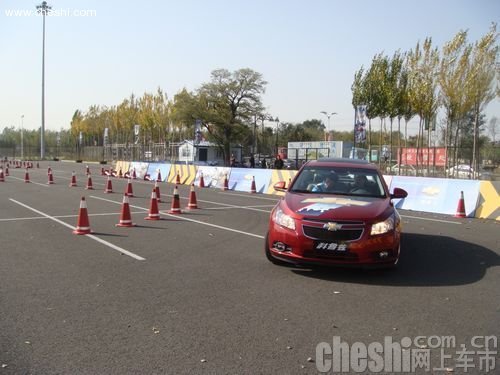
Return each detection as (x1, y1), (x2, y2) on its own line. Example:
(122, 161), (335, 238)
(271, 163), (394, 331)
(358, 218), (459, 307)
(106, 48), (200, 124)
(266, 158), (408, 269)
(386, 164), (417, 176)
(446, 164), (480, 179)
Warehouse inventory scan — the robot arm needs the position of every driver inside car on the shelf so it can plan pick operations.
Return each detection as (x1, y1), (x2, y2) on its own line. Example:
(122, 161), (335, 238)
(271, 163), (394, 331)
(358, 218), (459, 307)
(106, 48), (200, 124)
(312, 173), (341, 193)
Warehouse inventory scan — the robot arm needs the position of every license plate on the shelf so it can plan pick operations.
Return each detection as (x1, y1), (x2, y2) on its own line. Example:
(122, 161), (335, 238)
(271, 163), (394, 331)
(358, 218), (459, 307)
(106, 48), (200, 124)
(314, 241), (348, 252)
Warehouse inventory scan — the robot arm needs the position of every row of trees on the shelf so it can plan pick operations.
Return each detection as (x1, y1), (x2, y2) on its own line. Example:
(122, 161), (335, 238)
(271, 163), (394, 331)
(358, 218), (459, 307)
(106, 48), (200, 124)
(2, 25), (497, 166)
(352, 23), (499, 169)
(1, 117), (497, 166)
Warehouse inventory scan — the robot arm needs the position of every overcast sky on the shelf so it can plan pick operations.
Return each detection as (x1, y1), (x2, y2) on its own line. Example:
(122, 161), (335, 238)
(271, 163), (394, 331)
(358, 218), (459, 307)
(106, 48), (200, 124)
(1, 0), (498, 135)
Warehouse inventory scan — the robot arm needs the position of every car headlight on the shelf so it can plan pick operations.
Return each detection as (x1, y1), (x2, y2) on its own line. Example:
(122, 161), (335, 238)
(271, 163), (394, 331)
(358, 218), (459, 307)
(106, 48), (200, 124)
(371, 214), (394, 235)
(273, 206), (296, 231)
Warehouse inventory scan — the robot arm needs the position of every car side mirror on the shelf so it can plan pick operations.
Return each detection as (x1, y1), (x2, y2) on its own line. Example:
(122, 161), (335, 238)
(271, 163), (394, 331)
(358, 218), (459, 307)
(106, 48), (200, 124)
(273, 181), (287, 192)
(390, 187), (408, 199)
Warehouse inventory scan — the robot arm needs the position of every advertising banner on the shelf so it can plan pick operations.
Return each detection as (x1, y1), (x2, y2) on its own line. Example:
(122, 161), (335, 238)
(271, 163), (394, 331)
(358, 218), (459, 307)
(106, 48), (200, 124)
(287, 141), (343, 159)
(398, 147), (447, 167)
(147, 163), (171, 182)
(354, 105), (367, 143)
(389, 176), (480, 217)
(229, 168), (272, 193)
(129, 162), (149, 179)
(195, 166), (231, 189)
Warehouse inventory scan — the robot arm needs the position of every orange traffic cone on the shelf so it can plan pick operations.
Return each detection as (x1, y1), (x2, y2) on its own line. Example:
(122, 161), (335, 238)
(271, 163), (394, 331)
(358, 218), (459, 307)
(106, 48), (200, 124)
(24, 169), (30, 183)
(69, 171), (77, 187)
(0, 168), (4, 182)
(222, 174), (228, 191)
(176, 171), (181, 185)
(157, 169), (162, 182)
(154, 181), (161, 203)
(145, 189), (161, 220)
(199, 172), (205, 188)
(116, 194), (136, 227)
(454, 191), (466, 218)
(125, 178), (134, 197)
(85, 175), (94, 190)
(104, 176), (113, 193)
(47, 171), (54, 184)
(250, 176), (256, 193)
(5, 166), (9, 176)
(169, 185), (182, 214)
(118, 169), (123, 178)
(86, 165), (90, 175)
(132, 168), (137, 179)
(73, 197), (92, 235)
(187, 184), (198, 209)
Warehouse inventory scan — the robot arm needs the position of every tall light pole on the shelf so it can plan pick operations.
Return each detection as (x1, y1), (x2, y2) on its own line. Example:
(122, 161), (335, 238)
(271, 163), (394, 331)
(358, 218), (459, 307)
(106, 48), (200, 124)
(21, 115), (24, 160)
(273, 117), (280, 155)
(320, 111), (337, 141)
(37, 1), (51, 160)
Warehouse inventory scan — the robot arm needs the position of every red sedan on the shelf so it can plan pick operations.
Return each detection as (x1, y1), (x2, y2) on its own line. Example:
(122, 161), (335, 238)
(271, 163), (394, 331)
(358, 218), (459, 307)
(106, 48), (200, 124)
(266, 158), (408, 268)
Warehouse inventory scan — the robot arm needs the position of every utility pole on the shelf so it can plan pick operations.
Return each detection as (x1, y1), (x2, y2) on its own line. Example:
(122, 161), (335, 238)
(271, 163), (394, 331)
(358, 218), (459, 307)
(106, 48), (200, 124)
(21, 115), (24, 160)
(320, 111), (337, 141)
(37, 1), (51, 159)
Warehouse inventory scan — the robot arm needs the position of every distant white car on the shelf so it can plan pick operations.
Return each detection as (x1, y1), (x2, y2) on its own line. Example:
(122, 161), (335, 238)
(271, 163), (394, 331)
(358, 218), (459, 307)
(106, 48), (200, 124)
(386, 164), (417, 176)
(446, 164), (479, 179)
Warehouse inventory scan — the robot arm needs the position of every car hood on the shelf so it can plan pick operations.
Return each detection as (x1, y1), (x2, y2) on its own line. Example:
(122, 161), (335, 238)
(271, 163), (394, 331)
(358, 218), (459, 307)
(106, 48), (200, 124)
(283, 193), (392, 222)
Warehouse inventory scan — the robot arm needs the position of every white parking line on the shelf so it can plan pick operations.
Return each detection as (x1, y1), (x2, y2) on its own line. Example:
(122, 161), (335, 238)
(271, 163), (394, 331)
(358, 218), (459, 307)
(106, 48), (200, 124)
(400, 214), (462, 225)
(204, 205), (274, 211)
(0, 211), (144, 222)
(217, 192), (281, 201)
(158, 192), (276, 213)
(6, 170), (105, 186)
(195, 200), (273, 213)
(90, 195), (266, 239)
(8, 198), (146, 261)
(7, 176), (50, 187)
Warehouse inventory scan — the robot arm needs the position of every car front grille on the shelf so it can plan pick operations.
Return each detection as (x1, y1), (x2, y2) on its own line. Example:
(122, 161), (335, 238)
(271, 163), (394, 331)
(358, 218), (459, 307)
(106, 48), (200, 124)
(302, 221), (364, 241)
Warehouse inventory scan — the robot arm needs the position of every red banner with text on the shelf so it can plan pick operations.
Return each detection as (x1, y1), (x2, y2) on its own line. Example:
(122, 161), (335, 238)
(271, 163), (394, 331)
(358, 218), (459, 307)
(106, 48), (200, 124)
(398, 147), (447, 166)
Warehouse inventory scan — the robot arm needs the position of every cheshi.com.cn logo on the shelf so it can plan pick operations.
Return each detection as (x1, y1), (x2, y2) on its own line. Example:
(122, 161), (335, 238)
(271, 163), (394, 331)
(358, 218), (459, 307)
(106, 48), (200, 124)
(316, 335), (498, 373)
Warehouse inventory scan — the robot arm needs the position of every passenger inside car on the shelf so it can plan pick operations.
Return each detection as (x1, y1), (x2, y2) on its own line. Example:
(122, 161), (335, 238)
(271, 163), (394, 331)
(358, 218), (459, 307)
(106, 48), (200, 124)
(311, 172), (347, 193)
(350, 174), (370, 193)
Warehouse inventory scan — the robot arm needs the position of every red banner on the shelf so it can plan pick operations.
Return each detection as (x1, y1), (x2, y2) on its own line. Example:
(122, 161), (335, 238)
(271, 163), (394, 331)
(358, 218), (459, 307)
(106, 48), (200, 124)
(398, 147), (447, 167)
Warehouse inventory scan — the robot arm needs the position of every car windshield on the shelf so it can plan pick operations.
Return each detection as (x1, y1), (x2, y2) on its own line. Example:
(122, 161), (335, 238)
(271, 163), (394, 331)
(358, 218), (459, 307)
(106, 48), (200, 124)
(290, 166), (386, 197)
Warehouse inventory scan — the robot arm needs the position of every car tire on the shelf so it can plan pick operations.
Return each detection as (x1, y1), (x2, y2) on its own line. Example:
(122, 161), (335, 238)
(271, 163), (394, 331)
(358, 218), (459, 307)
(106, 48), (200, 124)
(265, 232), (287, 265)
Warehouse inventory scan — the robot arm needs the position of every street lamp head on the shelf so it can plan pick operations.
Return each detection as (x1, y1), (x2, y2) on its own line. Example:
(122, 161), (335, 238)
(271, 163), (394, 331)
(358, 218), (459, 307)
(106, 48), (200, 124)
(321, 111), (338, 117)
(36, 1), (51, 14)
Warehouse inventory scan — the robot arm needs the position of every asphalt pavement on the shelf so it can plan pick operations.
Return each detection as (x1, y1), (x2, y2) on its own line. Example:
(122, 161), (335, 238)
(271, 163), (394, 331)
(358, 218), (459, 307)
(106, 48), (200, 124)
(1, 161), (499, 374)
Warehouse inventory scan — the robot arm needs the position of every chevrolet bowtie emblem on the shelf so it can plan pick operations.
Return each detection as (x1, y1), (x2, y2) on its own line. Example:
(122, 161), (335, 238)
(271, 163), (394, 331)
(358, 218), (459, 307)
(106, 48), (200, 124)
(323, 222), (342, 231)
